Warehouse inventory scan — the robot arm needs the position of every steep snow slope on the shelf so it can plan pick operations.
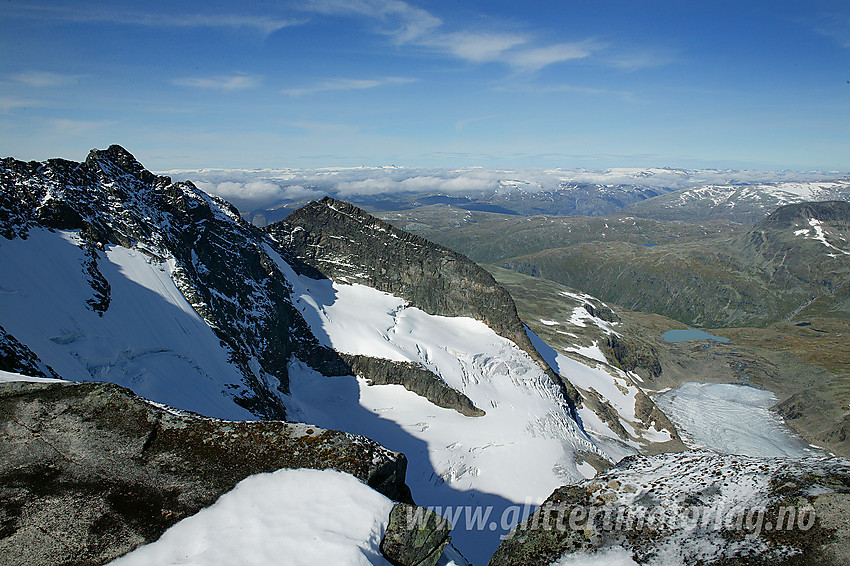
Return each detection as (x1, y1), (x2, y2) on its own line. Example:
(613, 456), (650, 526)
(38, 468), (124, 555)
(0, 369), (64, 383)
(0, 228), (254, 419)
(264, 244), (607, 563)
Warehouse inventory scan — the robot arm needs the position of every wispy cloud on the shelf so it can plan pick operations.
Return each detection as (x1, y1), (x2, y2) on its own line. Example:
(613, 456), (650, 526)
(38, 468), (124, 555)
(8, 4), (300, 35)
(426, 32), (527, 63)
(0, 97), (43, 112)
(10, 71), (85, 87)
(507, 41), (600, 72)
(455, 114), (499, 132)
(607, 49), (678, 71)
(813, 13), (850, 48)
(289, 121), (362, 134)
(48, 118), (115, 135)
(283, 76), (416, 96)
(303, 0), (442, 41)
(299, 0), (602, 71)
(173, 75), (262, 90)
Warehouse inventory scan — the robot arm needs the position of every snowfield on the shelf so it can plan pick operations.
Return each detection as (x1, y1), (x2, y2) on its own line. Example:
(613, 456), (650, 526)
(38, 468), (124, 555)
(654, 382), (817, 458)
(792, 217), (850, 257)
(108, 468), (395, 566)
(0, 369), (65, 383)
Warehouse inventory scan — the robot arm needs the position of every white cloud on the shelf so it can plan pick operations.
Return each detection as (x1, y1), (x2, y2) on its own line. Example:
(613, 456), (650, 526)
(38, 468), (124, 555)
(170, 166), (848, 212)
(193, 177), (327, 207)
(333, 170), (503, 196)
(508, 41), (599, 72)
(173, 75), (261, 90)
(8, 5), (299, 35)
(196, 179), (285, 205)
(300, 0), (593, 71)
(283, 77), (416, 96)
(281, 185), (324, 200)
(10, 71), (84, 87)
(429, 32), (527, 63)
(0, 97), (42, 112)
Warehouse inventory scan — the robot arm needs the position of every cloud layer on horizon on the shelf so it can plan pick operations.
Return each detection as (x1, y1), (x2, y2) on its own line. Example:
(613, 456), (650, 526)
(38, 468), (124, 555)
(163, 166), (848, 210)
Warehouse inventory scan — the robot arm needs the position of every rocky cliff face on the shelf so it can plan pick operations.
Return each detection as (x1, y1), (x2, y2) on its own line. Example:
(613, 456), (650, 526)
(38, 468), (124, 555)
(0, 326), (58, 378)
(0, 380), (413, 566)
(267, 197), (531, 347)
(341, 354), (485, 417)
(265, 197), (580, 407)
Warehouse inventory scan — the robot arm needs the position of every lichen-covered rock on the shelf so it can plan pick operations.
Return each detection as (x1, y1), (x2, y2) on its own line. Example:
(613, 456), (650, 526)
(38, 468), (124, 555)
(0, 380), (413, 566)
(490, 451), (850, 566)
(380, 503), (453, 566)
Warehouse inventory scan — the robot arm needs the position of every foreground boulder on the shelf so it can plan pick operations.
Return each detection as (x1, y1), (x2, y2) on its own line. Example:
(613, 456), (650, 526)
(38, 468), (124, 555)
(0, 380), (413, 566)
(490, 451), (850, 566)
(381, 503), (453, 566)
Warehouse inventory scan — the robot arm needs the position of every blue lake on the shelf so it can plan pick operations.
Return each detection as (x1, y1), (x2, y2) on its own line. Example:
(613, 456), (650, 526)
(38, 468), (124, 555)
(661, 328), (730, 343)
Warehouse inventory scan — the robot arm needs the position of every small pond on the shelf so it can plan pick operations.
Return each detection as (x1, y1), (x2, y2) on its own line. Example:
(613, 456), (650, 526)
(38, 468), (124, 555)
(661, 328), (730, 343)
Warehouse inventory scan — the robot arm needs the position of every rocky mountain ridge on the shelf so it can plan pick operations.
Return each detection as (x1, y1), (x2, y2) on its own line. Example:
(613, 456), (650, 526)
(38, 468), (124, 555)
(1, 145), (337, 419)
(265, 196), (579, 408)
(1, 146), (551, 420)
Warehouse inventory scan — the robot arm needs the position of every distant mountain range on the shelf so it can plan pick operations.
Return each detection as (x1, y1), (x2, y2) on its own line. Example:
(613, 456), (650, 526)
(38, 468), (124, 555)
(158, 165), (850, 226)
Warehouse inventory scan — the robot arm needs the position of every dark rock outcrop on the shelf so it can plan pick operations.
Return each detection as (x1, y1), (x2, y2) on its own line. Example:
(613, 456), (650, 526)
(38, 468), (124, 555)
(0, 380), (413, 566)
(0, 326), (58, 378)
(266, 197), (529, 348)
(601, 334), (662, 379)
(380, 503), (453, 566)
(342, 354), (484, 417)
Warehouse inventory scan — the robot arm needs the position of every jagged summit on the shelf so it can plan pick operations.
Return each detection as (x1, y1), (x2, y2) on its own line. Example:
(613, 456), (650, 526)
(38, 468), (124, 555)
(84, 144), (161, 186)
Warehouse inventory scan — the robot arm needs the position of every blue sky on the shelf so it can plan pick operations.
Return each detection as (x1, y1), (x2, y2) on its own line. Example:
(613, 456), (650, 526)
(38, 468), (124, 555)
(1, 0), (849, 170)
